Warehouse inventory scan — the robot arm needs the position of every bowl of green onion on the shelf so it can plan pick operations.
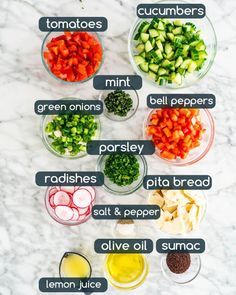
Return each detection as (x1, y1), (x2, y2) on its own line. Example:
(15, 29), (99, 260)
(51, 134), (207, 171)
(99, 89), (139, 121)
(97, 154), (147, 195)
(41, 99), (101, 159)
(128, 0), (217, 88)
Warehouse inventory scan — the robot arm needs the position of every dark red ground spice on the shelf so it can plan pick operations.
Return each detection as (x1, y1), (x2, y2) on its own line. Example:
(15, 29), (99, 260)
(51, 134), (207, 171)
(166, 253), (191, 274)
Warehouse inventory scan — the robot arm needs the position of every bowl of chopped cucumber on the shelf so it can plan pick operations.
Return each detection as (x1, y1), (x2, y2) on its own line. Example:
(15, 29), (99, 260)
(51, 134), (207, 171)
(128, 2), (217, 88)
(41, 98), (101, 159)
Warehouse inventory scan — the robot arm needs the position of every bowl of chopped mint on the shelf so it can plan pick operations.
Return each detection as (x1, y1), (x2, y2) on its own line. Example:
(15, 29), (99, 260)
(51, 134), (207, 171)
(128, 0), (217, 88)
(41, 98), (101, 159)
(99, 89), (139, 121)
(97, 154), (147, 195)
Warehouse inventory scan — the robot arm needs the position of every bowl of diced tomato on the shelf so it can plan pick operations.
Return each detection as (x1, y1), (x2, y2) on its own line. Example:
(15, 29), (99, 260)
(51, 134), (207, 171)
(144, 108), (214, 166)
(42, 31), (103, 83)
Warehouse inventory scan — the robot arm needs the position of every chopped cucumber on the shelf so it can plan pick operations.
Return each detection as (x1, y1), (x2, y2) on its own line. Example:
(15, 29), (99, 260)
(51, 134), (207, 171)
(133, 18), (208, 86)
(173, 20), (183, 27)
(149, 29), (158, 38)
(172, 27), (182, 35)
(136, 43), (145, 53)
(187, 61), (197, 73)
(145, 40), (153, 52)
(175, 56), (183, 68)
(148, 71), (157, 80)
(149, 64), (159, 73)
(134, 55), (145, 66)
(139, 62), (149, 72)
(156, 39), (164, 52)
(140, 33), (149, 43)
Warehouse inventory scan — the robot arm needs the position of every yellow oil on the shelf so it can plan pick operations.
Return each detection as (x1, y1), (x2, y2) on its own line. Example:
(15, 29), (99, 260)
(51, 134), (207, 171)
(60, 253), (91, 278)
(105, 253), (146, 285)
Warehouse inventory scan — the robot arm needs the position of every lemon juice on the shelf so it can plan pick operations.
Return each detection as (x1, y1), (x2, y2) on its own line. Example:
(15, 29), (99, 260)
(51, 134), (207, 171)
(60, 252), (91, 278)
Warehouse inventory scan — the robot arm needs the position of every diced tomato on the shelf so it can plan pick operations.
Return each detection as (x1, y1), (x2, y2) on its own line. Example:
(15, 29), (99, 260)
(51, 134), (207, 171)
(43, 31), (103, 82)
(146, 108), (206, 161)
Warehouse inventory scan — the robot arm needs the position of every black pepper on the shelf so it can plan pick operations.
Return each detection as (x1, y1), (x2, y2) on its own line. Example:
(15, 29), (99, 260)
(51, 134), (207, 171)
(166, 253), (191, 274)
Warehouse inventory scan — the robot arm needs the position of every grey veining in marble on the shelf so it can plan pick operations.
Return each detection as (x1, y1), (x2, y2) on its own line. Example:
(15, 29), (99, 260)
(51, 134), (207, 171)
(0, 0), (236, 294)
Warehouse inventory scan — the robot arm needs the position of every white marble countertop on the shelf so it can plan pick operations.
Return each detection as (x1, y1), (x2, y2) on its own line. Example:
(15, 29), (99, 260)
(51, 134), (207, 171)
(0, 0), (236, 294)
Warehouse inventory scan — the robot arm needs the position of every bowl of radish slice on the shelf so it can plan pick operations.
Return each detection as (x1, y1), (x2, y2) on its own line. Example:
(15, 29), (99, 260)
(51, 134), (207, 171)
(45, 186), (96, 226)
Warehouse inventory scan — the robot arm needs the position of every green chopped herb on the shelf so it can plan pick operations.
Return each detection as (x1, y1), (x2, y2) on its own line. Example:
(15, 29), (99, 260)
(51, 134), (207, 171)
(104, 154), (140, 186)
(104, 90), (133, 117)
(45, 114), (97, 156)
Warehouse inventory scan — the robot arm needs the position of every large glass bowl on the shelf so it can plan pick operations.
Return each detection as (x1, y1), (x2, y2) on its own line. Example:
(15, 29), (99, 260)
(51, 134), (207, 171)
(97, 155), (147, 195)
(40, 98), (101, 159)
(41, 31), (104, 84)
(143, 109), (215, 166)
(128, 0), (217, 89)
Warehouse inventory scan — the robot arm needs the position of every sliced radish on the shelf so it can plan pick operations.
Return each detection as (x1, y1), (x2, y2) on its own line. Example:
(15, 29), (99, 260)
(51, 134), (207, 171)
(55, 206), (74, 221)
(79, 186), (96, 201)
(78, 213), (88, 221)
(77, 206), (89, 215)
(60, 186), (75, 194)
(73, 189), (92, 208)
(86, 204), (92, 216)
(74, 186), (80, 191)
(71, 208), (80, 221)
(49, 187), (58, 197)
(53, 191), (70, 206)
(49, 195), (56, 208)
(56, 186), (61, 191)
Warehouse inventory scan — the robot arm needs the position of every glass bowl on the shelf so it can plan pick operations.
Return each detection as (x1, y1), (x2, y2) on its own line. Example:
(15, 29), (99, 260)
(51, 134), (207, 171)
(40, 98), (101, 159)
(45, 186), (96, 226)
(97, 155), (147, 195)
(59, 252), (92, 278)
(104, 253), (148, 290)
(99, 89), (139, 121)
(143, 109), (215, 166)
(148, 190), (207, 235)
(161, 253), (201, 284)
(128, 0), (217, 89)
(41, 31), (104, 84)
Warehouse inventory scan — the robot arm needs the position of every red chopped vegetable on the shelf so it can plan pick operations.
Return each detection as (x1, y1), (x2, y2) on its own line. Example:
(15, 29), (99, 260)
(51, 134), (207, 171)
(43, 31), (103, 82)
(146, 108), (206, 160)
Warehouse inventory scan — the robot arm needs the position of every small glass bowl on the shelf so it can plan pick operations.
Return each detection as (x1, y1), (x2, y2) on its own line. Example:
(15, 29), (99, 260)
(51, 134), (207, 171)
(99, 89), (139, 121)
(41, 31), (104, 84)
(143, 109), (215, 166)
(45, 186), (96, 226)
(40, 99), (101, 159)
(104, 254), (148, 290)
(128, 0), (217, 89)
(59, 252), (92, 278)
(97, 155), (147, 195)
(161, 253), (201, 284)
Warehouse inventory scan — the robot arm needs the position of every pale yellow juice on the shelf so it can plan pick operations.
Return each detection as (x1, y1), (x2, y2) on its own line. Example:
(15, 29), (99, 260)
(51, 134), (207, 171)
(60, 252), (91, 278)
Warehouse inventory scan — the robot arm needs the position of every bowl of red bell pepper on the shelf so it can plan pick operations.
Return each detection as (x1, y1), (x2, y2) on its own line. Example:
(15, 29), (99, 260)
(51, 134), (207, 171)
(144, 108), (214, 166)
(41, 31), (104, 83)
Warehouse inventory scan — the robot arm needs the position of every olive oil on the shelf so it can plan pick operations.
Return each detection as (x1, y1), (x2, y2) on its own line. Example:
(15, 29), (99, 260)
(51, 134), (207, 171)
(105, 253), (148, 289)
